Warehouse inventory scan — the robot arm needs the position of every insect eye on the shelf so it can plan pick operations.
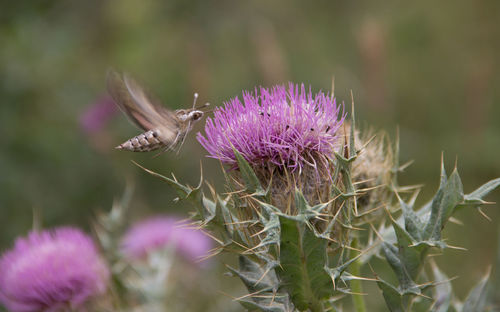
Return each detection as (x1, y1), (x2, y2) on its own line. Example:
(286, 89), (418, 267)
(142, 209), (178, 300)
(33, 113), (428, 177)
(193, 112), (203, 120)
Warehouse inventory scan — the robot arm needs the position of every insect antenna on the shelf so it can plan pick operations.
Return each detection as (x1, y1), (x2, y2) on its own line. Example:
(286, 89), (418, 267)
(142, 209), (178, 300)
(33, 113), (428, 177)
(195, 102), (210, 111)
(192, 93), (199, 109)
(192, 92), (210, 111)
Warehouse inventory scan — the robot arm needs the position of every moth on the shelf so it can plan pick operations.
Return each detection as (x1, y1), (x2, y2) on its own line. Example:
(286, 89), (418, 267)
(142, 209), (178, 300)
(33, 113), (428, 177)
(106, 69), (209, 153)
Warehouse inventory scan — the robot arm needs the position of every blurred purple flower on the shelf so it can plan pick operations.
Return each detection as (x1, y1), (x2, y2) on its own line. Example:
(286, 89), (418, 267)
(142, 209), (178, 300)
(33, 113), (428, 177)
(121, 216), (212, 263)
(79, 95), (118, 134)
(0, 227), (109, 312)
(197, 83), (345, 171)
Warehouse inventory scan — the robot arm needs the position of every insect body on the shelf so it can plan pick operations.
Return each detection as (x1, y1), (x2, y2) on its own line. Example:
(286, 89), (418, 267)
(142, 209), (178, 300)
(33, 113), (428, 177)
(106, 70), (208, 153)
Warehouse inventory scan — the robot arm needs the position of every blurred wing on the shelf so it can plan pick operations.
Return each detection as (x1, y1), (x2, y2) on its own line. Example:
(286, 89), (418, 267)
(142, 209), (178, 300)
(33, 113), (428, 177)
(106, 69), (178, 136)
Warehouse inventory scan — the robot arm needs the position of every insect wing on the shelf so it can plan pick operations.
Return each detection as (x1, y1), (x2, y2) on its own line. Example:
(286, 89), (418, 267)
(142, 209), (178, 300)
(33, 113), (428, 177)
(106, 70), (179, 145)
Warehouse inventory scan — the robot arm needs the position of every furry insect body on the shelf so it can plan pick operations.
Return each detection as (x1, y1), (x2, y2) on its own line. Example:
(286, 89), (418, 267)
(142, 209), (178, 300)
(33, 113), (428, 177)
(116, 129), (166, 152)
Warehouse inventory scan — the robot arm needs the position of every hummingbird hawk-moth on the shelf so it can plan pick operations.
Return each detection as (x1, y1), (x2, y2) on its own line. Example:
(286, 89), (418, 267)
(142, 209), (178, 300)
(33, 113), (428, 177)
(106, 69), (209, 153)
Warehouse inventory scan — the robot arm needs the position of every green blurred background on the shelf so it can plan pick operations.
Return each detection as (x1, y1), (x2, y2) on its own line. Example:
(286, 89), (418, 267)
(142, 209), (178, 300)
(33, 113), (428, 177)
(1, 0), (499, 310)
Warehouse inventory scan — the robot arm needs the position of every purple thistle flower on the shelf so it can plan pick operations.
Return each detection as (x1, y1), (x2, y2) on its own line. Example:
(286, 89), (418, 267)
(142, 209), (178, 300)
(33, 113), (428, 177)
(0, 227), (110, 312)
(197, 83), (345, 171)
(121, 216), (212, 264)
(79, 95), (118, 134)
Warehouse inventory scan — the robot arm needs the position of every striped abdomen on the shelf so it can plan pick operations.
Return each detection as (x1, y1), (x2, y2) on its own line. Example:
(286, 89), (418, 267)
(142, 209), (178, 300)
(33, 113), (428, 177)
(116, 129), (167, 152)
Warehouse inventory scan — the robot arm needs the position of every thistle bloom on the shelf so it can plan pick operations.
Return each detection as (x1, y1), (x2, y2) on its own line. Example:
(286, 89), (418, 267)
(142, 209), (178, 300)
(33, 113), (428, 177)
(121, 216), (212, 263)
(197, 83), (345, 171)
(79, 95), (118, 134)
(0, 227), (109, 312)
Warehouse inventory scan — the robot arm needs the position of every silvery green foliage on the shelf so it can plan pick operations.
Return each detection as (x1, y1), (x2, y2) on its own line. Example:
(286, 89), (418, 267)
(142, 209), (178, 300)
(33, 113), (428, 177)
(94, 185), (231, 312)
(138, 120), (500, 311)
(137, 113), (377, 312)
(366, 157), (500, 311)
(94, 184), (173, 311)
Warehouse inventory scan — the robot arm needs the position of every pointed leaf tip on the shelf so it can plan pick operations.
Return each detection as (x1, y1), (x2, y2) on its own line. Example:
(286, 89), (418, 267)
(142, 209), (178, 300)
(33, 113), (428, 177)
(231, 146), (266, 196)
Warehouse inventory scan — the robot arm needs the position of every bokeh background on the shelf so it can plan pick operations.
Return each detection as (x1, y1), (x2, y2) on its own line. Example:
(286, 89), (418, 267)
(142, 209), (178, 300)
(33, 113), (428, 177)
(1, 1), (499, 310)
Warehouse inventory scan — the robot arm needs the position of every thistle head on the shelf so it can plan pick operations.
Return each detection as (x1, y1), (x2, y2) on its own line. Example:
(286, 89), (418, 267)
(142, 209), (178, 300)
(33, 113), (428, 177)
(197, 83), (345, 210)
(0, 227), (109, 312)
(120, 216), (212, 264)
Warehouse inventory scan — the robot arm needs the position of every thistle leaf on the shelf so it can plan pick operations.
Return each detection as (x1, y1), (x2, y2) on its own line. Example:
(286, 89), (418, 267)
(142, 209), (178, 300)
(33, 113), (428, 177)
(277, 216), (332, 311)
(423, 168), (464, 241)
(398, 196), (423, 241)
(376, 279), (405, 312)
(391, 220), (422, 281)
(294, 189), (309, 215)
(228, 256), (276, 293)
(430, 262), (452, 312)
(462, 178), (500, 207)
(229, 256), (293, 312)
(232, 146), (266, 196)
(381, 242), (419, 293)
(238, 299), (290, 312)
(462, 269), (491, 312)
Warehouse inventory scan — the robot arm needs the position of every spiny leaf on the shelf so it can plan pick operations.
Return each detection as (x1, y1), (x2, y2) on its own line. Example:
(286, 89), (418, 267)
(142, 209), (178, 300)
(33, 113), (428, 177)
(376, 279), (404, 312)
(238, 299), (290, 312)
(398, 195), (423, 241)
(423, 168), (464, 241)
(462, 269), (491, 312)
(430, 262), (452, 312)
(294, 189), (309, 215)
(376, 276), (422, 312)
(200, 193), (231, 243)
(277, 216), (332, 311)
(232, 146), (266, 196)
(391, 219), (423, 281)
(230, 256), (293, 312)
(132, 161), (195, 198)
(461, 177), (500, 207)
(228, 256), (276, 293)
(381, 242), (418, 293)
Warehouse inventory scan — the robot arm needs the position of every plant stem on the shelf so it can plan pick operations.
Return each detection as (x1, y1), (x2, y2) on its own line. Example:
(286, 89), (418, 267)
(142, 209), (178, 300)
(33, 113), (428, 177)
(310, 299), (324, 312)
(350, 238), (367, 312)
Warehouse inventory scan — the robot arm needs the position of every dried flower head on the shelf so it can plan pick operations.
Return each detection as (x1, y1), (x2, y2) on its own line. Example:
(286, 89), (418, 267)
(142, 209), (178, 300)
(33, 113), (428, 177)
(342, 123), (393, 210)
(0, 227), (109, 312)
(120, 216), (212, 263)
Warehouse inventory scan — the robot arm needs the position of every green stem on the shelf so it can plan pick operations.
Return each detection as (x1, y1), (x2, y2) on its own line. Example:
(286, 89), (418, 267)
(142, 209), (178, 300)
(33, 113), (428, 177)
(309, 299), (324, 312)
(350, 238), (367, 312)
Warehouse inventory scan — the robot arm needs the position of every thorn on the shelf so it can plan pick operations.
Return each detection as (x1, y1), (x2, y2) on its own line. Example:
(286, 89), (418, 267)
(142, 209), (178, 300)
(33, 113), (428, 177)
(254, 266), (271, 287)
(343, 291), (368, 296)
(347, 275), (378, 282)
(217, 290), (237, 300)
(446, 244), (468, 251)
(359, 134), (377, 151)
(448, 216), (464, 226)
(427, 253), (444, 258)
(356, 183), (386, 193)
(201, 231), (224, 246)
(367, 262), (379, 279)
(353, 177), (377, 185)
(369, 222), (384, 241)
(331, 75), (335, 99)
(477, 207), (492, 221)
(398, 159), (414, 171)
